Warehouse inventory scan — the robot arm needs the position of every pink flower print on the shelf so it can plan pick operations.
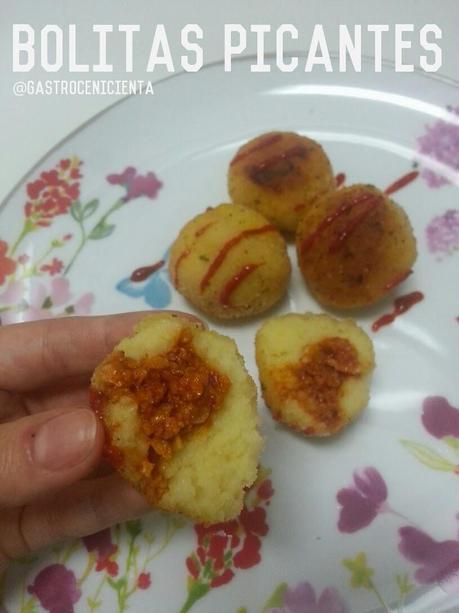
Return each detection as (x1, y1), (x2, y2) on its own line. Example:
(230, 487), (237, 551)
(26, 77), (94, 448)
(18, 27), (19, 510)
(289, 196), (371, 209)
(426, 209), (459, 256)
(137, 572), (151, 590)
(17, 254), (30, 265)
(417, 107), (459, 187)
(96, 557), (119, 577)
(47, 278), (72, 306)
(257, 479), (274, 500)
(73, 292), (94, 314)
(82, 528), (119, 576)
(269, 582), (346, 613)
(239, 505), (269, 538)
(399, 527), (459, 591)
(25, 158), (82, 226)
(0, 277), (94, 324)
(0, 240), (16, 286)
(0, 280), (25, 305)
(422, 397), (459, 439)
(23, 277), (71, 321)
(183, 476), (274, 610)
(40, 257), (64, 276)
(337, 468), (388, 533)
(82, 528), (117, 559)
(18, 280), (57, 322)
(107, 167), (163, 202)
(27, 564), (81, 613)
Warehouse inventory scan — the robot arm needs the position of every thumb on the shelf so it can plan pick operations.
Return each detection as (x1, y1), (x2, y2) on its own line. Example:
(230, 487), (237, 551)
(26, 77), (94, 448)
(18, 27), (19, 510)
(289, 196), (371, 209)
(0, 408), (103, 507)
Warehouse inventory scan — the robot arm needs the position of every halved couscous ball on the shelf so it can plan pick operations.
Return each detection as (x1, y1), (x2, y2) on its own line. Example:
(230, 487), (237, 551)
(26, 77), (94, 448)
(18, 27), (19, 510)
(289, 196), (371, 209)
(169, 203), (291, 320)
(296, 184), (417, 309)
(90, 313), (262, 523)
(228, 131), (335, 233)
(255, 313), (375, 436)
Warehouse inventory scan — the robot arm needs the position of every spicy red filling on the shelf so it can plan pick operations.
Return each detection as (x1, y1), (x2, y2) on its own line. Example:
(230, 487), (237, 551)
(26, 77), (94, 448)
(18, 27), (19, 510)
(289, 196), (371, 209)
(91, 330), (230, 497)
(274, 337), (361, 434)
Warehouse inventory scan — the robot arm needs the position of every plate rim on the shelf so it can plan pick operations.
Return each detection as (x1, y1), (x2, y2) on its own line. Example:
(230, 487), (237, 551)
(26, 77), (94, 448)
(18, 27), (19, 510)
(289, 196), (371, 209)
(2, 49), (459, 613)
(1, 51), (458, 214)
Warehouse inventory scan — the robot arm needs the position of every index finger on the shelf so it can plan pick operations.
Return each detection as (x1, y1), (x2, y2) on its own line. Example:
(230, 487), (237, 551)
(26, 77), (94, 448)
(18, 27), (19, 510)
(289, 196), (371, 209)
(0, 311), (202, 391)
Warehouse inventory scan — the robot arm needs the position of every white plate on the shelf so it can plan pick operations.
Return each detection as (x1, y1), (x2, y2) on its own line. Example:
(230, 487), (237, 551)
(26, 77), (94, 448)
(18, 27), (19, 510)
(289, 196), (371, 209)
(1, 56), (459, 613)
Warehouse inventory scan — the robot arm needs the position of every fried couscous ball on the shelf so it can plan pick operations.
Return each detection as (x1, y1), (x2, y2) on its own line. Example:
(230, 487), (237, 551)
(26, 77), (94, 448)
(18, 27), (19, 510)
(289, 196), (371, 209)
(255, 313), (375, 436)
(90, 313), (262, 523)
(228, 131), (335, 233)
(169, 203), (291, 320)
(296, 184), (417, 309)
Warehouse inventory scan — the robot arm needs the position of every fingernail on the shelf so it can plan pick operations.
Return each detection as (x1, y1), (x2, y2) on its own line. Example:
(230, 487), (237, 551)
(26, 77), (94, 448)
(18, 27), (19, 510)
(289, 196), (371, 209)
(33, 410), (98, 471)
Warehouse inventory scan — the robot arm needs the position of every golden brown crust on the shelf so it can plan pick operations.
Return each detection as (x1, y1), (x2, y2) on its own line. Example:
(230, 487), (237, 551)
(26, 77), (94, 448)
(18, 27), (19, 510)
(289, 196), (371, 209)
(228, 132), (335, 233)
(295, 184), (417, 309)
(169, 203), (291, 319)
(255, 313), (375, 436)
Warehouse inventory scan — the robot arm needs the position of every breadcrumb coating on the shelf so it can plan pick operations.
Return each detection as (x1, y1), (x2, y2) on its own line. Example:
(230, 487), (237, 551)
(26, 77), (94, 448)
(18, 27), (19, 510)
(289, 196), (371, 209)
(91, 313), (263, 523)
(296, 184), (417, 309)
(256, 313), (375, 436)
(169, 203), (291, 319)
(228, 132), (335, 233)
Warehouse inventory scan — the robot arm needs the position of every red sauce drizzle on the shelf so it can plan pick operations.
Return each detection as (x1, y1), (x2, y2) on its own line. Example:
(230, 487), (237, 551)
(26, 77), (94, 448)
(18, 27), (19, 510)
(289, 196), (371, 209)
(195, 221), (214, 237)
(130, 259), (165, 282)
(372, 291), (424, 332)
(173, 250), (190, 286)
(200, 225), (276, 292)
(384, 170), (419, 196)
(230, 133), (283, 166)
(328, 195), (383, 253)
(384, 269), (413, 291)
(300, 192), (377, 256)
(294, 203), (306, 212)
(335, 172), (346, 188)
(173, 222), (214, 286)
(219, 263), (260, 307)
(250, 145), (306, 174)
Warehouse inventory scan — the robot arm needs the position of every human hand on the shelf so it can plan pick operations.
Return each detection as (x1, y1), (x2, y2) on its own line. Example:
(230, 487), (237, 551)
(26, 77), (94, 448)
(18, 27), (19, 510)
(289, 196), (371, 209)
(0, 311), (198, 572)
